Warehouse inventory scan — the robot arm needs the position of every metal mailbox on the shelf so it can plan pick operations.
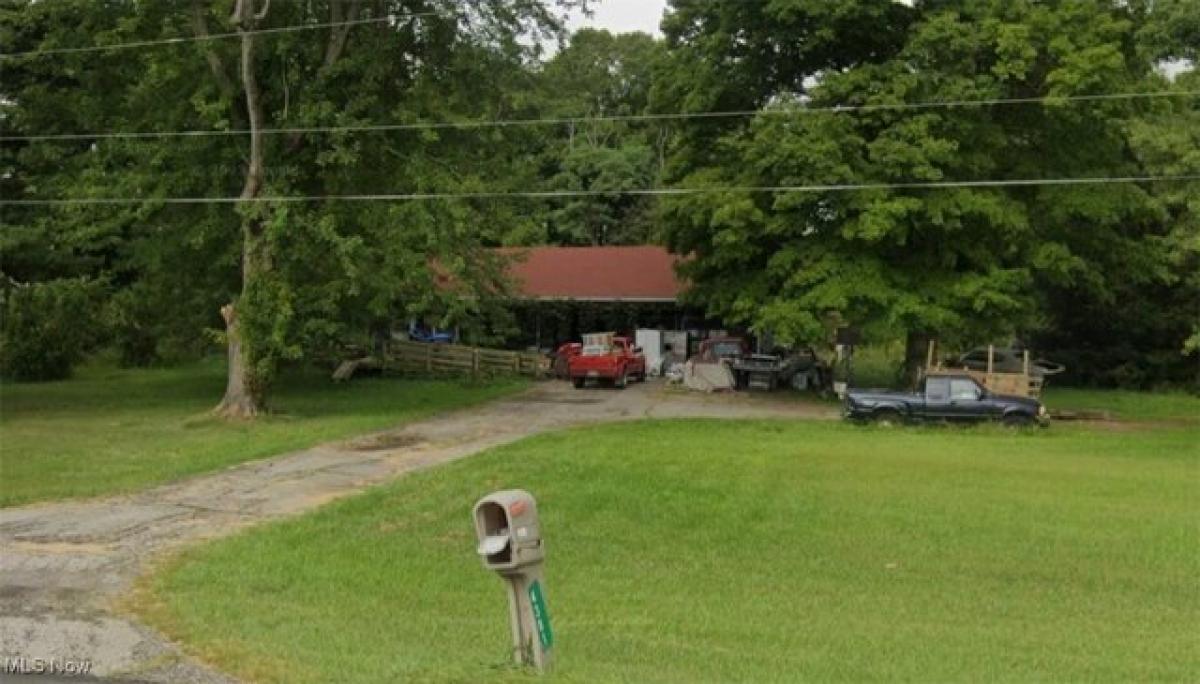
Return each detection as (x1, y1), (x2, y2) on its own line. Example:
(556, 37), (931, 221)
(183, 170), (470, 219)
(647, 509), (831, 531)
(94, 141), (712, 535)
(472, 489), (553, 672)
(473, 489), (544, 573)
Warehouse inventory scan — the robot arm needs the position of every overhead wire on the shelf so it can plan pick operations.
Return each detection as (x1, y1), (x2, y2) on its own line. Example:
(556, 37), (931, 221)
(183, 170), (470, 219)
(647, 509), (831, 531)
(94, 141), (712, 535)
(3, 90), (1196, 142)
(0, 11), (444, 60)
(4, 7), (1195, 206)
(4, 175), (1196, 206)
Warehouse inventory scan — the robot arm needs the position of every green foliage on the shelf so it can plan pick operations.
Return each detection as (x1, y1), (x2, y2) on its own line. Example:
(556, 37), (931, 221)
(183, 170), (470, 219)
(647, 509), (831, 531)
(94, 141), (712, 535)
(657, 0), (1199, 388)
(847, 342), (907, 388)
(3, 0), (1196, 392)
(0, 278), (106, 381)
(2, 0), (246, 366)
(1, 0), (586, 393)
(522, 29), (668, 246)
(1034, 71), (1200, 387)
(547, 141), (656, 245)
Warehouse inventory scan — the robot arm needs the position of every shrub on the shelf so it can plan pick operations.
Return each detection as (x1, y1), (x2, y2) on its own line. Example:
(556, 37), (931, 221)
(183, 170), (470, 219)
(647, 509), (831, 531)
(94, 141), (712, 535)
(0, 278), (105, 381)
(106, 282), (226, 367)
(1041, 346), (1199, 392)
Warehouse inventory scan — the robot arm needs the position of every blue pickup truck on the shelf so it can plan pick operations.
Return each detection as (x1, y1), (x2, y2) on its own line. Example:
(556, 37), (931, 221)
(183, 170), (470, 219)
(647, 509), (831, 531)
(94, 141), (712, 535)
(844, 374), (1048, 427)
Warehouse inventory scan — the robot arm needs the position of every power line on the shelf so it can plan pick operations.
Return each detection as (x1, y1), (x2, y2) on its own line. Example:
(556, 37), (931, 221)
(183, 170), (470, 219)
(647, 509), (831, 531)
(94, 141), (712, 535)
(0, 12), (444, 60)
(4, 175), (1196, 206)
(3, 91), (1196, 143)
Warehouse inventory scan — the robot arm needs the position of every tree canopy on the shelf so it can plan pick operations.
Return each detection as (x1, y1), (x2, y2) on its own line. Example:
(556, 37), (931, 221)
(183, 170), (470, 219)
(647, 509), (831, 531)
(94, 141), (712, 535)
(656, 0), (1198, 384)
(2, 0), (1196, 393)
(2, 0), (585, 402)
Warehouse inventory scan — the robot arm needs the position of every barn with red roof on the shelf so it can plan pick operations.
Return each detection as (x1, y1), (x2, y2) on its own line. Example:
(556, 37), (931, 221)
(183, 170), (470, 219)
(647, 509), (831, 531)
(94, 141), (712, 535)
(500, 245), (685, 302)
(491, 245), (726, 351)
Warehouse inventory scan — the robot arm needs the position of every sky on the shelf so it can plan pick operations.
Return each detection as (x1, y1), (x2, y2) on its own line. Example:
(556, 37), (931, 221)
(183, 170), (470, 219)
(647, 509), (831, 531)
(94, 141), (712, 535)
(565, 0), (669, 37)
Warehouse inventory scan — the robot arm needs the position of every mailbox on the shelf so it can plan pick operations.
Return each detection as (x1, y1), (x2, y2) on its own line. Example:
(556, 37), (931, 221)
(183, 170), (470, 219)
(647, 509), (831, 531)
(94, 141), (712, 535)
(473, 489), (544, 572)
(472, 489), (553, 672)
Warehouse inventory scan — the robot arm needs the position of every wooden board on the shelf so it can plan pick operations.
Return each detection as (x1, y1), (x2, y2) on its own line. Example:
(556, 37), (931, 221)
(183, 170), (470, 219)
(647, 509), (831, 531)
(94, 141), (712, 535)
(924, 341), (1041, 398)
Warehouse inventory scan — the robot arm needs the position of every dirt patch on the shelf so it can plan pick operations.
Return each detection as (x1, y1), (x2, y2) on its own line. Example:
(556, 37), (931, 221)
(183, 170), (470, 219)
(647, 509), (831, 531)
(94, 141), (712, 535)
(513, 395), (607, 404)
(7, 541), (114, 556)
(345, 432), (424, 451)
(1050, 409), (1114, 421)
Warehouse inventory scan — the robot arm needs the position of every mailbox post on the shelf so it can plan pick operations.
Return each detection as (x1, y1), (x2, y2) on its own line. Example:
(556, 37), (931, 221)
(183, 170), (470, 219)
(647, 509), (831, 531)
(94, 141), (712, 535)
(473, 490), (553, 672)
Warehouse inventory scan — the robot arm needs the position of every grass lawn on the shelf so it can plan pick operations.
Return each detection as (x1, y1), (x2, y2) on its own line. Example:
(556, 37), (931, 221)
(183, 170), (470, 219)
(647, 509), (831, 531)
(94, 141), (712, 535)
(138, 419), (1200, 683)
(1042, 387), (1200, 423)
(0, 358), (525, 507)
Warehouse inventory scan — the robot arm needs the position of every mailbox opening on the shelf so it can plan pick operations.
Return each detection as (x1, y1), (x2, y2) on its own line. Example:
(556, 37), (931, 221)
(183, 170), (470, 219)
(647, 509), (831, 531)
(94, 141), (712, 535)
(477, 501), (513, 565)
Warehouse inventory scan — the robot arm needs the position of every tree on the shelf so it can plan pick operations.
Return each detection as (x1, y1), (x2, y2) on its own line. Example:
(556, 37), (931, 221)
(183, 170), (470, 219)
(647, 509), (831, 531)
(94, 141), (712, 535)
(203, 0), (590, 415)
(1034, 66), (1200, 388)
(212, 0), (271, 417)
(654, 0), (913, 168)
(657, 0), (1196, 384)
(524, 29), (667, 246)
(1, 0), (242, 372)
(3, 0), (585, 409)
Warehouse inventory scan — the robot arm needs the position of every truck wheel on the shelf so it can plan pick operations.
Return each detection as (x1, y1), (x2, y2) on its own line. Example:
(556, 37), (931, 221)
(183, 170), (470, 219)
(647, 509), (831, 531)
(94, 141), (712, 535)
(572, 377), (585, 389)
(1003, 413), (1033, 428)
(614, 370), (628, 389)
(872, 409), (901, 427)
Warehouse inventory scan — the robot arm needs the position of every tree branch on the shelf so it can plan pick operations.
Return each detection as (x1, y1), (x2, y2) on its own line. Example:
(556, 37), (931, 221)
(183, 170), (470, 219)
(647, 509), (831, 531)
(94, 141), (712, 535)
(234, 0), (266, 201)
(284, 0), (360, 154)
(322, 0), (360, 70)
(190, 0), (236, 97)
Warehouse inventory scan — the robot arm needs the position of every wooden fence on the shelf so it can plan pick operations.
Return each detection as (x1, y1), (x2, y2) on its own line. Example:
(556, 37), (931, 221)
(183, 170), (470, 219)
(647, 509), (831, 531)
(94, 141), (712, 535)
(384, 339), (549, 378)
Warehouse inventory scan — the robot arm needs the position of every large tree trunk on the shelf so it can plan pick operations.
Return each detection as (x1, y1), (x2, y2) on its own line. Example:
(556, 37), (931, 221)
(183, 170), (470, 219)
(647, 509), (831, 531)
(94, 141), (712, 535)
(214, 303), (261, 417)
(215, 0), (270, 418)
(208, 0), (357, 418)
(903, 329), (932, 390)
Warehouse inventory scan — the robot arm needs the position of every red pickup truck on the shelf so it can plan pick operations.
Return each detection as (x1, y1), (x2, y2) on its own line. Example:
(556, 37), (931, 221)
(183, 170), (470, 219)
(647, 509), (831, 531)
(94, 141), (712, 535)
(568, 335), (646, 389)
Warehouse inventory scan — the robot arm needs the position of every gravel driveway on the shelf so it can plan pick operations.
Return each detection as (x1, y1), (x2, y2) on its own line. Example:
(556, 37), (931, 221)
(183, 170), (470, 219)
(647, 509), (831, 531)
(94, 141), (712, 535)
(0, 380), (835, 682)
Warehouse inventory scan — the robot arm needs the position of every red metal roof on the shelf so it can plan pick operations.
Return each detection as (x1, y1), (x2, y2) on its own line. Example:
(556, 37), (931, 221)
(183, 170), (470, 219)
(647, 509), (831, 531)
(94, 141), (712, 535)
(498, 246), (684, 301)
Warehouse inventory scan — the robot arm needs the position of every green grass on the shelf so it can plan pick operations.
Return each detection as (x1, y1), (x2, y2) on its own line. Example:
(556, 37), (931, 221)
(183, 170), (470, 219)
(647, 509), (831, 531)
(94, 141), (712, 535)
(139, 419), (1200, 683)
(1043, 387), (1200, 423)
(0, 358), (525, 507)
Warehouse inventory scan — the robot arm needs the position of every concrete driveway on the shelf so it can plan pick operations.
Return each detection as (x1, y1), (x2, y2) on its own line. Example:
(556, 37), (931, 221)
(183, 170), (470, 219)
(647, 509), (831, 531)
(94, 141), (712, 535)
(0, 380), (835, 682)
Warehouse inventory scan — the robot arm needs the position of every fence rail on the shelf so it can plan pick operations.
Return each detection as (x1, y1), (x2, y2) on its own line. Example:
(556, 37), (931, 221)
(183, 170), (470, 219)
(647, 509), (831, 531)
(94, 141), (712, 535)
(385, 340), (549, 378)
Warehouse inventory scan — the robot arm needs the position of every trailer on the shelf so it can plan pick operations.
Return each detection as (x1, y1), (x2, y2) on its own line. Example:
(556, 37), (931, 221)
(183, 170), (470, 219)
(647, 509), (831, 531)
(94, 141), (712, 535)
(925, 342), (1044, 398)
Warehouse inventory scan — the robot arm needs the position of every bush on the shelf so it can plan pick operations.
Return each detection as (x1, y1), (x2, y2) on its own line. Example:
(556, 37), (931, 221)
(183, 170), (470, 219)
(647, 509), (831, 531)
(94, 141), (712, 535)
(847, 342), (906, 388)
(108, 286), (174, 367)
(0, 278), (105, 381)
(106, 283), (225, 367)
(1044, 345), (1199, 392)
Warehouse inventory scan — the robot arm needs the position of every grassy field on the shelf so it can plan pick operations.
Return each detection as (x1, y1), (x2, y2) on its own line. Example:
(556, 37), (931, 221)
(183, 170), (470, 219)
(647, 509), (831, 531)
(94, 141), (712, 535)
(0, 359), (525, 507)
(1043, 387), (1200, 423)
(138, 419), (1200, 683)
